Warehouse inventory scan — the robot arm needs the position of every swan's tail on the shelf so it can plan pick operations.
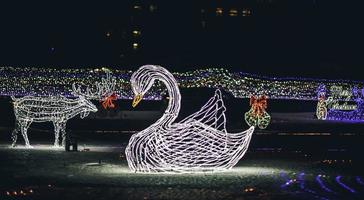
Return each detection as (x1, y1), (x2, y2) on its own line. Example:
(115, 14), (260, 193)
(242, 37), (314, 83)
(225, 126), (255, 169)
(229, 126), (255, 140)
(236, 126), (254, 148)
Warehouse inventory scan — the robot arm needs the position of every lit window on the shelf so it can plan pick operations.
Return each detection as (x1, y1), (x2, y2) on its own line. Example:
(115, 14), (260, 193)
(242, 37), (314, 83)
(242, 9), (252, 16)
(216, 8), (223, 16)
(229, 9), (238, 17)
(149, 5), (157, 12)
(132, 30), (141, 37)
(132, 43), (139, 50)
(201, 20), (206, 28)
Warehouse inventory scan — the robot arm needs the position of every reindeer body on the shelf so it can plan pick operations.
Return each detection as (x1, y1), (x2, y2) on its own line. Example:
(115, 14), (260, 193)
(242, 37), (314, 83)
(12, 95), (97, 147)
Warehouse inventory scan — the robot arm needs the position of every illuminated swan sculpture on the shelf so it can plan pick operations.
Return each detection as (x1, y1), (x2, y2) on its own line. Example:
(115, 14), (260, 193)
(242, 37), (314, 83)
(125, 65), (255, 173)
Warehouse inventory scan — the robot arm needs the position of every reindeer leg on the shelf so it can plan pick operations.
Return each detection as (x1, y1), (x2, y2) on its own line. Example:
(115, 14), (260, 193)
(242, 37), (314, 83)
(20, 120), (32, 148)
(60, 122), (67, 147)
(11, 121), (20, 147)
(53, 122), (61, 147)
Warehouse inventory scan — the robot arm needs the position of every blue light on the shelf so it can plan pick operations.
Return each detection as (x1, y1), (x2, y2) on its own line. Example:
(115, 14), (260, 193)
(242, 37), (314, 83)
(316, 175), (334, 193)
(336, 176), (356, 193)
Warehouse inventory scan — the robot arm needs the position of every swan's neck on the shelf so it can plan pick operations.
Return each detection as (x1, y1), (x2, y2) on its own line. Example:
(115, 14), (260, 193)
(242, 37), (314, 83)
(154, 72), (181, 126)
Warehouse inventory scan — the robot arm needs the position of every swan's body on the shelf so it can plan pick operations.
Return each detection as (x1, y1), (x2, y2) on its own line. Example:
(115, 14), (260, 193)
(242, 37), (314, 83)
(126, 65), (254, 173)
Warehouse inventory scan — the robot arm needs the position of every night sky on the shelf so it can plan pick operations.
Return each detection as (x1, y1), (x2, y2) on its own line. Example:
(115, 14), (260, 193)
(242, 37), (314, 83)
(0, 0), (363, 79)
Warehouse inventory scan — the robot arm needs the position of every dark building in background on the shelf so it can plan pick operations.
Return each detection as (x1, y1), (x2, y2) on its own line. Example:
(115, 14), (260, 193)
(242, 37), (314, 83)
(121, 0), (321, 73)
(0, 0), (362, 79)
(119, 0), (296, 66)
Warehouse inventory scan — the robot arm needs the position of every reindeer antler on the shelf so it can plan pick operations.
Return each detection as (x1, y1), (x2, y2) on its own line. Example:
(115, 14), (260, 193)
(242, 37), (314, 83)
(99, 72), (116, 97)
(72, 72), (116, 100)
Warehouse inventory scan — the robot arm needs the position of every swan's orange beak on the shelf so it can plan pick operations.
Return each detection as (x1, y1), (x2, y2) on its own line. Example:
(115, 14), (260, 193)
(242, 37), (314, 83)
(132, 94), (143, 108)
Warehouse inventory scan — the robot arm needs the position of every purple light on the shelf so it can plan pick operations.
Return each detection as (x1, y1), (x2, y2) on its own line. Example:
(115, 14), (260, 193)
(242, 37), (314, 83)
(336, 176), (356, 193)
(298, 172), (318, 195)
(316, 175), (334, 193)
(280, 171), (292, 188)
(236, 71), (363, 84)
(283, 172), (329, 200)
(356, 176), (364, 185)
(2, 66), (364, 101)
(298, 173), (306, 189)
(281, 179), (294, 188)
(316, 83), (364, 122)
(326, 102), (364, 122)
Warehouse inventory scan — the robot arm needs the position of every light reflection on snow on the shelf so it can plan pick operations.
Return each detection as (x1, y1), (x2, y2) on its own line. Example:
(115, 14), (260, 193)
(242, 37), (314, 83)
(81, 163), (283, 176)
(5, 144), (122, 152)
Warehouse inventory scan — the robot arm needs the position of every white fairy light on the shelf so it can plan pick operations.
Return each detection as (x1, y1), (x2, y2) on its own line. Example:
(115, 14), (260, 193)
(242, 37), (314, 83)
(11, 73), (116, 148)
(316, 93), (327, 120)
(71, 71), (116, 100)
(316, 84), (327, 120)
(126, 65), (255, 173)
(11, 96), (97, 147)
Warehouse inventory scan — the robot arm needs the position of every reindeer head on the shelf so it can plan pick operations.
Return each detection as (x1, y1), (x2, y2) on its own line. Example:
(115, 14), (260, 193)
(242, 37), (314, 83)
(72, 72), (117, 115)
(79, 96), (98, 119)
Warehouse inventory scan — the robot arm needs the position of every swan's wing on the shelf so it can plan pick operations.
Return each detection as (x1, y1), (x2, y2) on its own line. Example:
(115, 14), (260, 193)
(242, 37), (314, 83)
(180, 89), (227, 132)
(157, 123), (254, 169)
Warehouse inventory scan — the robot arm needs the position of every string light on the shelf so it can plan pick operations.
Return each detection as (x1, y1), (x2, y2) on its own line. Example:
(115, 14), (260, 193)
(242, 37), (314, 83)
(11, 74), (116, 147)
(244, 95), (271, 129)
(316, 85), (364, 121)
(125, 65), (255, 173)
(12, 95), (97, 148)
(0, 67), (362, 101)
(316, 93), (327, 120)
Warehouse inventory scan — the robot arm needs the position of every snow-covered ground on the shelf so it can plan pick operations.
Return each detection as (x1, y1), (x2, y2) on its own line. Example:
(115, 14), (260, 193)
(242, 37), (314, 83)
(0, 143), (363, 199)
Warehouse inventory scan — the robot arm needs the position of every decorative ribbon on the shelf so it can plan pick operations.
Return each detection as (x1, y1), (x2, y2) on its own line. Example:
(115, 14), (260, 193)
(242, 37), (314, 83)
(101, 93), (118, 109)
(249, 95), (267, 117)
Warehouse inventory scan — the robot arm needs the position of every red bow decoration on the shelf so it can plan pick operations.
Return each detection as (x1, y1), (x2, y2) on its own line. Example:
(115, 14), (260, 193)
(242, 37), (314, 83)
(318, 93), (325, 102)
(250, 95), (268, 116)
(101, 93), (118, 109)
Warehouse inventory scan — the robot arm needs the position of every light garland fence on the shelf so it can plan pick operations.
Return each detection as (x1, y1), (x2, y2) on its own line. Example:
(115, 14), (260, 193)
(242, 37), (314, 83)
(1, 66), (362, 101)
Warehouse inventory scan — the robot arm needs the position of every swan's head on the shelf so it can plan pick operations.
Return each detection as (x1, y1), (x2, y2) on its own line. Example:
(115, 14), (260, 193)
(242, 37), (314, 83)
(131, 65), (160, 107)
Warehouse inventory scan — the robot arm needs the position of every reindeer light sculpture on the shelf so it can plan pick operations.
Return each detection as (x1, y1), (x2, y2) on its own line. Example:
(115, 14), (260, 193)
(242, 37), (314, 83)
(11, 73), (116, 148)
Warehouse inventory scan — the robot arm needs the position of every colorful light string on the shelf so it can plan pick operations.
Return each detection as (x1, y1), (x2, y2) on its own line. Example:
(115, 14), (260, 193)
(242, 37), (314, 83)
(244, 95), (271, 129)
(316, 84), (364, 122)
(1, 66), (363, 101)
